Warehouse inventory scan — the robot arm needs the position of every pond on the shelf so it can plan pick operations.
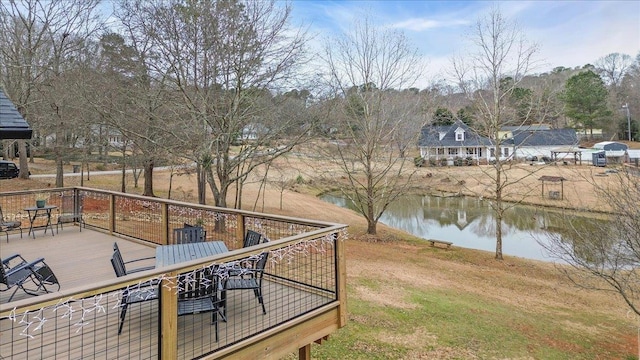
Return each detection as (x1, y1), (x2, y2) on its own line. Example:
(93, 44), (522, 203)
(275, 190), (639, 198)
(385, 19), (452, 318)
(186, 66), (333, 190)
(320, 193), (605, 262)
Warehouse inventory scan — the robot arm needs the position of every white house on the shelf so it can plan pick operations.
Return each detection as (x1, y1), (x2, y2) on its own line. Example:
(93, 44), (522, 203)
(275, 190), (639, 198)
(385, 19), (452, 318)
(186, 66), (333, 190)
(418, 120), (493, 164)
(418, 121), (579, 164)
(239, 123), (269, 141)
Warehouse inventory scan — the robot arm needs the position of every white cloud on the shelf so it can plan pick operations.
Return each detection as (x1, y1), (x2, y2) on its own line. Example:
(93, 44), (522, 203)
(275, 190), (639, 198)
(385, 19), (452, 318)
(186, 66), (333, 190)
(390, 18), (469, 32)
(292, 0), (640, 90)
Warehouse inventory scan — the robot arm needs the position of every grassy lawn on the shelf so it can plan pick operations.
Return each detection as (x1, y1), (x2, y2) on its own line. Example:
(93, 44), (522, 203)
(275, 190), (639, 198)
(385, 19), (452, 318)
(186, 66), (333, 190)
(290, 237), (637, 360)
(2, 156), (639, 359)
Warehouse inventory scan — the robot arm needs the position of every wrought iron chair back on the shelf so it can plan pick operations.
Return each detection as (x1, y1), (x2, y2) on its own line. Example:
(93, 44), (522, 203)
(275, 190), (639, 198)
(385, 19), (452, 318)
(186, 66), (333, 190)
(173, 226), (205, 244)
(0, 206), (22, 242)
(177, 265), (223, 341)
(243, 230), (263, 248)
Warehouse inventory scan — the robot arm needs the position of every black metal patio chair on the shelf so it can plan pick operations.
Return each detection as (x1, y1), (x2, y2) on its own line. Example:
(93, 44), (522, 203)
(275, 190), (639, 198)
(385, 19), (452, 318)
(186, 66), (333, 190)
(243, 230), (263, 248)
(223, 252), (269, 317)
(173, 225), (206, 244)
(112, 242), (155, 274)
(177, 266), (223, 342)
(110, 245), (158, 335)
(0, 205), (22, 242)
(229, 231), (267, 277)
(1, 254), (60, 302)
(56, 193), (85, 233)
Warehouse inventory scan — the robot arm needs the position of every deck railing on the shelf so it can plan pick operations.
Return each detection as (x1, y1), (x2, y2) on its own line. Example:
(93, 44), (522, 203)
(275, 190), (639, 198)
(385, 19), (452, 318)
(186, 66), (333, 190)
(0, 187), (348, 359)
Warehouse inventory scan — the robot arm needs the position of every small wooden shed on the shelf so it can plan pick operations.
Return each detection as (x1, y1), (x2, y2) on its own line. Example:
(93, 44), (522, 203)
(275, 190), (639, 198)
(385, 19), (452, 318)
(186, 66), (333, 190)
(539, 175), (567, 200)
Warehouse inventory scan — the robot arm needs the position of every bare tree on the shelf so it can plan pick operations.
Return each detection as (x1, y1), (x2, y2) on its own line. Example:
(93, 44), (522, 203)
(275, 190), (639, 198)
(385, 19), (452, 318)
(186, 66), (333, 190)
(319, 15), (422, 235)
(595, 52), (633, 89)
(451, 7), (540, 260)
(90, 14), (171, 197)
(116, 0), (309, 207)
(539, 169), (640, 316)
(619, 53), (640, 141)
(0, 0), (103, 186)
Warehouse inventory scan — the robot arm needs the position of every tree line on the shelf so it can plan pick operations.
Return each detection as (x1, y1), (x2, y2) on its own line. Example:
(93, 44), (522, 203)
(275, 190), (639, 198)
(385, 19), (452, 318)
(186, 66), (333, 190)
(0, 1), (638, 231)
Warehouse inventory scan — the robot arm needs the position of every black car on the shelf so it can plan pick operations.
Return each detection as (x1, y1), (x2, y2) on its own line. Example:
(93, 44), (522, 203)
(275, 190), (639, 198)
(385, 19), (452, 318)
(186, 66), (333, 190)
(0, 160), (20, 179)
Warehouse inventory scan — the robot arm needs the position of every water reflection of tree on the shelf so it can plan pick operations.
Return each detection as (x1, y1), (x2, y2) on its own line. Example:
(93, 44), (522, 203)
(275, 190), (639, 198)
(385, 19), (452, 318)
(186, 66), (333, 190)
(324, 192), (602, 251)
(539, 170), (640, 316)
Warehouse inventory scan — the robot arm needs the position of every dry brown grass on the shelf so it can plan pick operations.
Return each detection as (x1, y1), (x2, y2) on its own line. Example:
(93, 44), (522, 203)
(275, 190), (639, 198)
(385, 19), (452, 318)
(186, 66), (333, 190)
(1, 155), (638, 357)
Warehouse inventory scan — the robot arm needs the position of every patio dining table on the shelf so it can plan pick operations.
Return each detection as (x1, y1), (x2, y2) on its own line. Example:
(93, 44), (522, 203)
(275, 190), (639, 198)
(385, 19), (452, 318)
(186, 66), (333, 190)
(155, 241), (228, 267)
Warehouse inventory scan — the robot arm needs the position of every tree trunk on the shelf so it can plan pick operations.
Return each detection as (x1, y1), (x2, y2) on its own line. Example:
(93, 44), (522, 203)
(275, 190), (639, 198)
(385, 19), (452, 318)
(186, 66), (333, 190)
(366, 220), (377, 235)
(168, 168), (174, 199)
(143, 158), (155, 197)
(121, 145), (127, 193)
(55, 130), (64, 187)
(197, 163), (206, 204)
(366, 187), (377, 235)
(29, 139), (34, 163)
(121, 164), (126, 193)
(206, 167), (228, 231)
(494, 161), (503, 260)
(18, 141), (29, 179)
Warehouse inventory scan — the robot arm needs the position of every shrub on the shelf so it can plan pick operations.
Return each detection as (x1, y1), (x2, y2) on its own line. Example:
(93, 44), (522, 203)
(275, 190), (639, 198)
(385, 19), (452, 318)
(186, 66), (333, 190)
(466, 157), (474, 166)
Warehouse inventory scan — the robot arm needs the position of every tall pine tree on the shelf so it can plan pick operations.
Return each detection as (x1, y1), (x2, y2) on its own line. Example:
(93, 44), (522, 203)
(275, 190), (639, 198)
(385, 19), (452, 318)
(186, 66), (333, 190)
(563, 70), (611, 137)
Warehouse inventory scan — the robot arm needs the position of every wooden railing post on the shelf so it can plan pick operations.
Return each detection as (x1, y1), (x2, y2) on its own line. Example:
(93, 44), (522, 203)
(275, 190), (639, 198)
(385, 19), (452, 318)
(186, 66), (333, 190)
(236, 213), (245, 248)
(336, 230), (347, 327)
(161, 203), (169, 245)
(160, 272), (178, 360)
(109, 194), (116, 234)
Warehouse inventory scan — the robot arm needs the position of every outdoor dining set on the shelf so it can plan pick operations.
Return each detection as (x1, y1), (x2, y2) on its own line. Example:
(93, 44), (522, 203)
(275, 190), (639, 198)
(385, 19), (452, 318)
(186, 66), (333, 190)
(111, 226), (269, 340)
(1, 221), (269, 342)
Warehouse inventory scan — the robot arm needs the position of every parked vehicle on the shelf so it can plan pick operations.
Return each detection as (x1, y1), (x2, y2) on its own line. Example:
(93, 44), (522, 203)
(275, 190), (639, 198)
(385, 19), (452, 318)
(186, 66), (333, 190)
(0, 160), (20, 179)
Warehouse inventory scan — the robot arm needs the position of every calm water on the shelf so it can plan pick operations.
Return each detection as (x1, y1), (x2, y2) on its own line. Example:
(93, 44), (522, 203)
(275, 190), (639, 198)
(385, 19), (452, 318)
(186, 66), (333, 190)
(320, 193), (599, 262)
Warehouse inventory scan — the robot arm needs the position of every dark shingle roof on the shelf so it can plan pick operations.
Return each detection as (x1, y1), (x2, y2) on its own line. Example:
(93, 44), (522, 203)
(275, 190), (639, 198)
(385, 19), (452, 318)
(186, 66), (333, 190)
(419, 122), (578, 148)
(511, 129), (578, 147)
(418, 120), (493, 147)
(501, 124), (551, 131)
(0, 89), (32, 139)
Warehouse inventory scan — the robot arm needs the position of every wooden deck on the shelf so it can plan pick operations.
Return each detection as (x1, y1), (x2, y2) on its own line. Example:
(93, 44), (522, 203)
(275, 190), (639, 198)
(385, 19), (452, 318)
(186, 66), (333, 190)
(1, 226), (336, 359)
(1, 226), (156, 303)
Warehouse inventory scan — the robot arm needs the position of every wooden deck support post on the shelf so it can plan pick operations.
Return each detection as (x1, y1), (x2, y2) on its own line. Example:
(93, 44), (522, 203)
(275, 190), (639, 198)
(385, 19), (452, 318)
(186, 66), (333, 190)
(160, 271), (178, 360)
(298, 344), (311, 360)
(335, 231), (347, 327)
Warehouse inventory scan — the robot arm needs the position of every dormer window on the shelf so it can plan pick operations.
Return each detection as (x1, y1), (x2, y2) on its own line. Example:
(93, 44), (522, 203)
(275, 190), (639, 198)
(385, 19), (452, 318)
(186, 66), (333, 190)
(455, 127), (465, 142)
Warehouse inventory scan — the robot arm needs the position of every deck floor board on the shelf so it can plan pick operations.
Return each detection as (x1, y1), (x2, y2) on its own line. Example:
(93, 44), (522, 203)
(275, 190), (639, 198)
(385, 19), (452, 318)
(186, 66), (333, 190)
(1, 228), (334, 359)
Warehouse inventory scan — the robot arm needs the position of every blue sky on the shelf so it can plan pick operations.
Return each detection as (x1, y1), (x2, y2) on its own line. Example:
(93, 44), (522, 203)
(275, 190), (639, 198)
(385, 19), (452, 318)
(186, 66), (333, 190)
(290, 0), (640, 87)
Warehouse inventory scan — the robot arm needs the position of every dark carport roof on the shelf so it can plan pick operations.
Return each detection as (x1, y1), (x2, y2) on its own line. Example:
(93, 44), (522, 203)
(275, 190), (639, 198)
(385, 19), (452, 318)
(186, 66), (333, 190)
(0, 89), (32, 140)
